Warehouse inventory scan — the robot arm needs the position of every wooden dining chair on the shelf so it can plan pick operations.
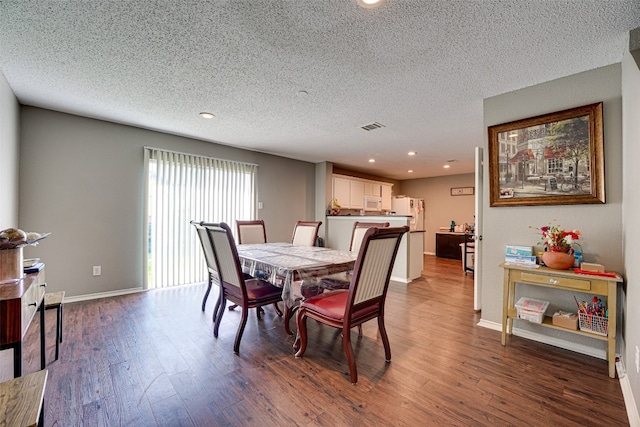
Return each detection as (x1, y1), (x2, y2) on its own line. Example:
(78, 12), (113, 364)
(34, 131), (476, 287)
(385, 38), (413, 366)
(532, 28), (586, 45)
(202, 222), (283, 354)
(321, 221), (390, 291)
(191, 220), (221, 314)
(294, 226), (408, 384)
(291, 220), (322, 246)
(236, 219), (267, 244)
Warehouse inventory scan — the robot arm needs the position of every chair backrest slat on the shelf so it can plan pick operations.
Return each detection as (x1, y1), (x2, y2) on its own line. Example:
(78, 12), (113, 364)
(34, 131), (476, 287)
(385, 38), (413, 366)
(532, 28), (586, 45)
(291, 221), (322, 246)
(349, 221), (390, 253)
(347, 226), (408, 309)
(353, 238), (398, 304)
(208, 226), (243, 288)
(193, 223), (218, 274)
(236, 220), (267, 244)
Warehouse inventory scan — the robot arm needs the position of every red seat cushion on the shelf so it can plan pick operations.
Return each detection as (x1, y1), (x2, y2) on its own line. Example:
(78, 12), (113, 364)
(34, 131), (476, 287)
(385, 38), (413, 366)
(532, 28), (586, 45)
(301, 291), (380, 321)
(225, 278), (282, 302)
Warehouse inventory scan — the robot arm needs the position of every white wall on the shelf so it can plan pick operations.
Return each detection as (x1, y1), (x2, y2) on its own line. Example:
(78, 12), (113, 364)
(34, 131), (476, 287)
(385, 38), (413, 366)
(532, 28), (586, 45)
(18, 107), (317, 299)
(398, 174), (475, 254)
(482, 64), (623, 354)
(0, 71), (19, 229)
(622, 47), (640, 417)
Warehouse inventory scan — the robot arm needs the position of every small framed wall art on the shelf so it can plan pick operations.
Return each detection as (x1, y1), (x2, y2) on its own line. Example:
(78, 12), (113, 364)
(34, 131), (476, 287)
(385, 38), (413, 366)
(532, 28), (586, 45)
(451, 187), (474, 196)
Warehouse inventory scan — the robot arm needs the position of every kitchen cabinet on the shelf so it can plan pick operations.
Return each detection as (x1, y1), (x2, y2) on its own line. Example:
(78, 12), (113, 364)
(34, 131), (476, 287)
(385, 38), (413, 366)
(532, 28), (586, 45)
(332, 176), (350, 208)
(435, 232), (466, 259)
(349, 180), (365, 209)
(332, 175), (392, 210)
(364, 182), (381, 196)
(381, 184), (393, 210)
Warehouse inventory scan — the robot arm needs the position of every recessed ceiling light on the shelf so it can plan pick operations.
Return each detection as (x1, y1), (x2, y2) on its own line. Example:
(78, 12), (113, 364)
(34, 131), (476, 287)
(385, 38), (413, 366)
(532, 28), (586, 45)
(297, 90), (309, 97)
(444, 165), (450, 169)
(357, 0), (384, 8)
(408, 169), (414, 173)
(408, 151), (416, 156)
(199, 112), (215, 119)
(369, 158), (376, 163)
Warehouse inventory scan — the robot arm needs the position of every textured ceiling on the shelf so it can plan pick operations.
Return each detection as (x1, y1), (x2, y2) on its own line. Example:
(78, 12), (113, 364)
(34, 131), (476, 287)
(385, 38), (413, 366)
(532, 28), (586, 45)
(1, 1), (639, 180)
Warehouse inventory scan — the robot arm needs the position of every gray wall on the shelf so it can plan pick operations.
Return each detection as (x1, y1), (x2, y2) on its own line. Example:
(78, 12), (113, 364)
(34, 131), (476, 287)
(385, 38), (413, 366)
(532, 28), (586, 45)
(18, 107), (316, 299)
(482, 64), (623, 357)
(622, 46), (640, 415)
(0, 71), (19, 229)
(398, 174), (475, 254)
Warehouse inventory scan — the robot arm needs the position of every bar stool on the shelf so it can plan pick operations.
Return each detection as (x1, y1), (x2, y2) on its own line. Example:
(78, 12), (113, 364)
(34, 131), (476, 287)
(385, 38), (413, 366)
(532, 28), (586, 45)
(44, 291), (65, 361)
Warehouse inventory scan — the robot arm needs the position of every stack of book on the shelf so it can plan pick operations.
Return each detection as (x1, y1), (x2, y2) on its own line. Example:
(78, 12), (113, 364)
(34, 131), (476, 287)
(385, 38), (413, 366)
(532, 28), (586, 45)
(505, 245), (538, 267)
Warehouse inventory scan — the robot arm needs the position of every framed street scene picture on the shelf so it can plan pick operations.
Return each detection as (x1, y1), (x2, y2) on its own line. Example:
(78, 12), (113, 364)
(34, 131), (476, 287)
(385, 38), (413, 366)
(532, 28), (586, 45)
(488, 102), (605, 207)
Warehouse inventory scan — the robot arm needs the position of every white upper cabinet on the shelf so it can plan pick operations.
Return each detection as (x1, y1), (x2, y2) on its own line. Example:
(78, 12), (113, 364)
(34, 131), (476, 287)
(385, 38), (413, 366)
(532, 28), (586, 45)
(381, 184), (393, 210)
(332, 176), (351, 208)
(349, 180), (365, 209)
(332, 174), (392, 211)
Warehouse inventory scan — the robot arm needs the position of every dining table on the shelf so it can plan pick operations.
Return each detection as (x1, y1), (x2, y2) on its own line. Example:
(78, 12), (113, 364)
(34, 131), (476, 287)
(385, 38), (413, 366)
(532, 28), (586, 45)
(236, 242), (357, 334)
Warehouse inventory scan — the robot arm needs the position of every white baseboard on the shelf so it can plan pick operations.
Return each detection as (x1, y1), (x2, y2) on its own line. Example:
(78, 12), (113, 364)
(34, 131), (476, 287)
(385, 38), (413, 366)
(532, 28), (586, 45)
(62, 287), (147, 303)
(478, 319), (639, 426)
(477, 319), (604, 359)
(617, 360), (640, 426)
(391, 275), (410, 284)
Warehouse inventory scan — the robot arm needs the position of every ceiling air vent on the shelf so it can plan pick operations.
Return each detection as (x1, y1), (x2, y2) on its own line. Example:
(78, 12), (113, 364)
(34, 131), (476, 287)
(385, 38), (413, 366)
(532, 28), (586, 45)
(360, 122), (385, 131)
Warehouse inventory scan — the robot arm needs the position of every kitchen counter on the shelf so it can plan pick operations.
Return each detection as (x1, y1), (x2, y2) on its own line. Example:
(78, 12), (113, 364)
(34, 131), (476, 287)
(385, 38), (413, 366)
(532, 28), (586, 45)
(325, 215), (423, 283)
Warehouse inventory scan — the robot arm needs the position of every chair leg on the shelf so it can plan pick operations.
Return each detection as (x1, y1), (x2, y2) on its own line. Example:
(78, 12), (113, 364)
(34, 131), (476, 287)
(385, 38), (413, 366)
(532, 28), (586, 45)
(201, 274), (213, 312)
(377, 315), (391, 362)
(212, 289), (223, 323)
(283, 304), (294, 336)
(54, 305), (62, 361)
(234, 305), (249, 354)
(342, 326), (358, 384)
(214, 297), (227, 337)
(272, 302), (283, 317)
(357, 324), (363, 336)
(59, 304), (63, 343)
(256, 306), (262, 320)
(293, 310), (308, 355)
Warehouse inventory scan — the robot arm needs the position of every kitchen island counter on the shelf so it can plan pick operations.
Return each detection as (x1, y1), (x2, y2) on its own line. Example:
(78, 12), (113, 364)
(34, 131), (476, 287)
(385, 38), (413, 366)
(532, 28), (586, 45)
(325, 215), (423, 283)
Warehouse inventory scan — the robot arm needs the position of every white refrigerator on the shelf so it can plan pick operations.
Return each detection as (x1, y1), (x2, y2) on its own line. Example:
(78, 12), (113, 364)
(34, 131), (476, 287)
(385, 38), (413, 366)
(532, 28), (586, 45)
(392, 197), (424, 231)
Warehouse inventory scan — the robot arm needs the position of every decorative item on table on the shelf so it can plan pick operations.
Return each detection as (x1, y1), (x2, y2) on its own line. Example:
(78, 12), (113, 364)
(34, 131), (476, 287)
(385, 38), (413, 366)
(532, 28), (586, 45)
(515, 297), (549, 324)
(0, 228), (51, 283)
(327, 198), (341, 216)
(504, 245), (538, 267)
(551, 310), (578, 330)
(532, 220), (581, 270)
(575, 295), (608, 336)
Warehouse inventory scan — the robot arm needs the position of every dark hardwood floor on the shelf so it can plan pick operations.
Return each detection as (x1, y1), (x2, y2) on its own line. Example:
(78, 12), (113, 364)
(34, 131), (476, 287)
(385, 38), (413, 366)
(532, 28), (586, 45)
(21, 255), (629, 426)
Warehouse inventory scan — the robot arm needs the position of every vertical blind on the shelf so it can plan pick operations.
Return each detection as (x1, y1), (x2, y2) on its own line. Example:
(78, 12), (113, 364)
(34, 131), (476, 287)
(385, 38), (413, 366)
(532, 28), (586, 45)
(143, 147), (257, 289)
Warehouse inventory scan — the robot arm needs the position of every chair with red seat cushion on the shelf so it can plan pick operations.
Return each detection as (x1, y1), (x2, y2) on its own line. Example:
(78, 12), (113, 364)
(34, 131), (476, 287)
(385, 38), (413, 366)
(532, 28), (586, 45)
(294, 225), (409, 383)
(199, 222), (283, 354)
(320, 221), (390, 291)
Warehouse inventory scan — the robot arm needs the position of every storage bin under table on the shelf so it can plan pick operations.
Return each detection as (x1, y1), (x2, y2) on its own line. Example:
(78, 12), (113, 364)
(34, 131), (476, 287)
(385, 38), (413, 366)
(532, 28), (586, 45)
(500, 263), (622, 379)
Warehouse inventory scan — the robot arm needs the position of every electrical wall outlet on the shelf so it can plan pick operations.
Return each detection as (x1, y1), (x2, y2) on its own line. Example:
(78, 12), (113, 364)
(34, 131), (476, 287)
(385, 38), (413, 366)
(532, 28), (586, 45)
(93, 265), (101, 276)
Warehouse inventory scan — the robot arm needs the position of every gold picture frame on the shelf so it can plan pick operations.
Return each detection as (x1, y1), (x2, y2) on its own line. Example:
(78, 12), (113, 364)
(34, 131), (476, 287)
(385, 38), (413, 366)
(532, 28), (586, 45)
(488, 102), (605, 207)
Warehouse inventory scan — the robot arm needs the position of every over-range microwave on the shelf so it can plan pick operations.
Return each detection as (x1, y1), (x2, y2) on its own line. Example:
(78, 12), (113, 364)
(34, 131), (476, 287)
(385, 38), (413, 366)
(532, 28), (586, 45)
(364, 195), (382, 211)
